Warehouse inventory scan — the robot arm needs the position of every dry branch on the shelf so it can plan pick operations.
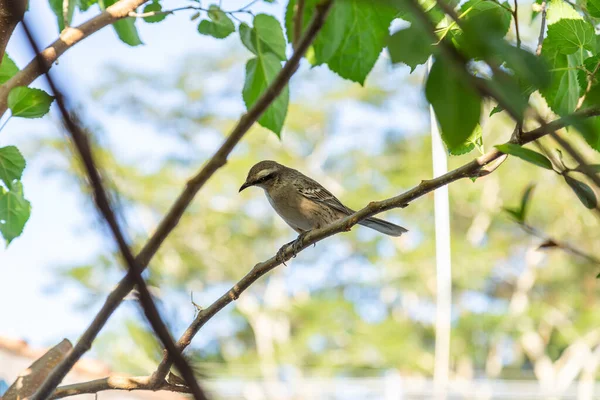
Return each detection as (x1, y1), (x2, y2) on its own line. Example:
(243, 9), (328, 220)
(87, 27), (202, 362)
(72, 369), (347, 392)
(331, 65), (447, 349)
(51, 376), (192, 399)
(0, 0), (152, 115)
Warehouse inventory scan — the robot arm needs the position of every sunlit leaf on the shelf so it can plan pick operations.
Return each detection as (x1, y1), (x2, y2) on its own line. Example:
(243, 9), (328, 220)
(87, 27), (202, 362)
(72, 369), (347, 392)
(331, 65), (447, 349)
(8, 87), (54, 119)
(198, 5), (235, 38)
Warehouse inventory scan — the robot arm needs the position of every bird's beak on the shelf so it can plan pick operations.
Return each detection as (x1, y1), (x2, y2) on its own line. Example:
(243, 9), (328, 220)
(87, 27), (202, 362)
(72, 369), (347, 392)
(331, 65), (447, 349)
(239, 181), (251, 192)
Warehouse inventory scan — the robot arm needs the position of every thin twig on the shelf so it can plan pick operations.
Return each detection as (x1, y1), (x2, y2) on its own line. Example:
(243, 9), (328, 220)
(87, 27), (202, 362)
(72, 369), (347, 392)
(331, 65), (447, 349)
(0, 0), (153, 116)
(129, 5), (203, 18)
(17, 15), (207, 400)
(62, 0), (70, 29)
(536, 0), (547, 56)
(513, 0), (521, 48)
(576, 60), (600, 110)
(518, 222), (600, 265)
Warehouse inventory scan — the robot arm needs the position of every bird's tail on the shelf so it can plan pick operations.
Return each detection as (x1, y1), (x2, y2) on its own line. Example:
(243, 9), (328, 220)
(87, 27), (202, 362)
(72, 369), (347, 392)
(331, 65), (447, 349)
(358, 216), (408, 237)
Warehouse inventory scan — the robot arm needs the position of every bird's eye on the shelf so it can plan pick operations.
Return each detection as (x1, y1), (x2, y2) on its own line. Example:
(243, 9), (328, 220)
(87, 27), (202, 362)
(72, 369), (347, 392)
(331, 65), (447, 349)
(255, 173), (273, 184)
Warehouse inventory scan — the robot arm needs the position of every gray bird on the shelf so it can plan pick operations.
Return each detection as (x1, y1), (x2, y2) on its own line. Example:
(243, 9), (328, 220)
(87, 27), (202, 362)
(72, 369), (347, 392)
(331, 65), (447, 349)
(239, 160), (407, 257)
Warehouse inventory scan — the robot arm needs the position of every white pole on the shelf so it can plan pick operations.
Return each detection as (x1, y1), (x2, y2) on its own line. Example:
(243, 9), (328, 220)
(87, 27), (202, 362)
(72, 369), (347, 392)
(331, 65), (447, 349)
(427, 57), (452, 400)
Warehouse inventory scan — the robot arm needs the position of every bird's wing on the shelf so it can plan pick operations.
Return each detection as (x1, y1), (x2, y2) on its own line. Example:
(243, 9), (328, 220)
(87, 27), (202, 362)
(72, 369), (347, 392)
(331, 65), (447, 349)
(293, 175), (352, 215)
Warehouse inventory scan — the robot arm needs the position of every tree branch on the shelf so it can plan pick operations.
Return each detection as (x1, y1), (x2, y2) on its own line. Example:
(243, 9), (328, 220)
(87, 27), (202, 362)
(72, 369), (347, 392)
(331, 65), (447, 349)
(147, 105), (600, 384)
(536, 0), (547, 56)
(518, 222), (600, 265)
(51, 376), (192, 399)
(0, 0), (27, 62)
(33, 1), (333, 398)
(16, 15), (207, 400)
(0, 0), (152, 116)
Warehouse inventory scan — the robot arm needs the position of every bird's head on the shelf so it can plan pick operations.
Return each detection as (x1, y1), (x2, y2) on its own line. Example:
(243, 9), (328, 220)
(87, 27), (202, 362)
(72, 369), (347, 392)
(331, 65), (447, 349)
(239, 160), (283, 192)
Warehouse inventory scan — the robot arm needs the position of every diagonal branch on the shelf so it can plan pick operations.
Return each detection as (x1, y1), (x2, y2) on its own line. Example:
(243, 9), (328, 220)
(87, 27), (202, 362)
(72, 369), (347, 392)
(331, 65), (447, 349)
(146, 105), (600, 383)
(36, 1), (333, 398)
(0, 0), (27, 61)
(0, 0), (152, 116)
(518, 222), (600, 265)
(17, 15), (207, 400)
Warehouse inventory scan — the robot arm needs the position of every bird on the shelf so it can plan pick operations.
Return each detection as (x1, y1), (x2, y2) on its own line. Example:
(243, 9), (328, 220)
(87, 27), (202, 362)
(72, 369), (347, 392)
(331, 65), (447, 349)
(239, 160), (407, 261)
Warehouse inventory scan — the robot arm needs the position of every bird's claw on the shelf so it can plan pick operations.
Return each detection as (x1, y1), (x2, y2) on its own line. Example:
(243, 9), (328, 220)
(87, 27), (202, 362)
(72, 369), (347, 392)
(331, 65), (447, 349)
(276, 232), (309, 266)
(276, 246), (288, 266)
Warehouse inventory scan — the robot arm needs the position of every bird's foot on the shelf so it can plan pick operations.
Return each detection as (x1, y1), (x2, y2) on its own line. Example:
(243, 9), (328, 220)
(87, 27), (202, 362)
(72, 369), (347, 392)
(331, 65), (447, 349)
(292, 231), (309, 255)
(276, 244), (290, 266)
(276, 232), (310, 266)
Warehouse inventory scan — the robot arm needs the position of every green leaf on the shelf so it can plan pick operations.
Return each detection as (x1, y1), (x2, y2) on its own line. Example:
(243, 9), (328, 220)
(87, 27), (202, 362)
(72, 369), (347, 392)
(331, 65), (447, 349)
(575, 164), (600, 173)
(426, 58), (481, 153)
(495, 143), (554, 170)
(240, 14), (287, 60)
(242, 53), (289, 135)
(564, 175), (597, 209)
(142, 2), (167, 23)
(8, 87), (54, 118)
(388, 24), (434, 72)
(0, 146), (26, 188)
(0, 182), (31, 245)
(78, 0), (97, 11)
(504, 184), (535, 222)
(540, 45), (582, 115)
(457, 0), (512, 52)
(520, 184), (536, 221)
(496, 45), (550, 90)
(447, 125), (483, 155)
(101, 0), (143, 46)
(198, 5), (235, 39)
(49, 0), (76, 32)
(545, 19), (595, 55)
(588, 0), (600, 18)
(0, 54), (18, 84)
(286, 0), (396, 84)
(324, 1), (396, 84)
(285, 0), (343, 63)
(459, 0), (512, 36)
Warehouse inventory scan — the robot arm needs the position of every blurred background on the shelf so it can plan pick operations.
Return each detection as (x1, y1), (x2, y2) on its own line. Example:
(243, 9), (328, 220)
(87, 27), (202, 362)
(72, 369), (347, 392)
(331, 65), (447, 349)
(1, 1), (600, 399)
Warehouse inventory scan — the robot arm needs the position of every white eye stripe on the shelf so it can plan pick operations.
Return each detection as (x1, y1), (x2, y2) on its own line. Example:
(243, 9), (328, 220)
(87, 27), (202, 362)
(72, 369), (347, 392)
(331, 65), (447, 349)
(255, 168), (277, 179)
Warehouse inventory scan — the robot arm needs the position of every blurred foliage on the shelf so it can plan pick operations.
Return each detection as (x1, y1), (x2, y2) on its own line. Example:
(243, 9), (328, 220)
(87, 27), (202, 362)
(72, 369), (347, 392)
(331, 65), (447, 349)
(36, 30), (600, 385)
